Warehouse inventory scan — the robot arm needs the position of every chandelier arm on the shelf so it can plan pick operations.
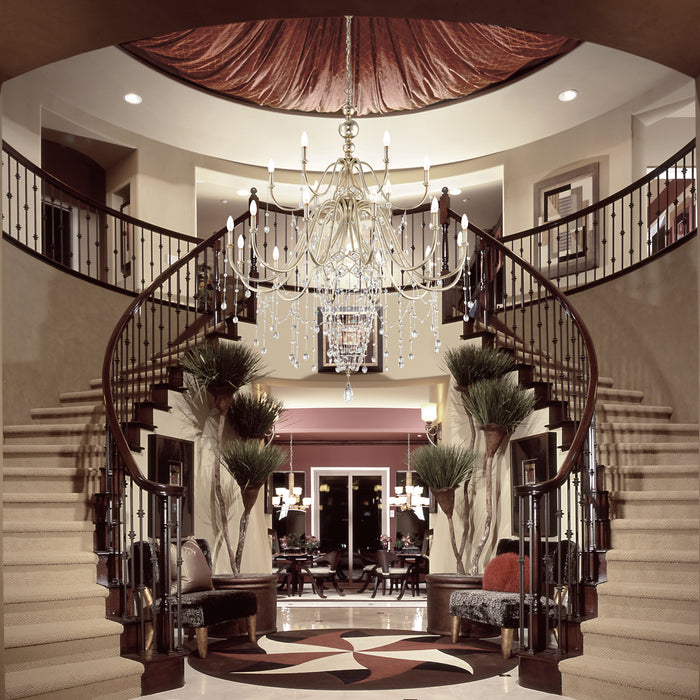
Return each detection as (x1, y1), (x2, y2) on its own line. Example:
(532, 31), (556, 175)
(267, 182), (301, 212)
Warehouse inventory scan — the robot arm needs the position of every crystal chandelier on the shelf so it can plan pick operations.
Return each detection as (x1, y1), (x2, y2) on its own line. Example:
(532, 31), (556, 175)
(227, 16), (469, 400)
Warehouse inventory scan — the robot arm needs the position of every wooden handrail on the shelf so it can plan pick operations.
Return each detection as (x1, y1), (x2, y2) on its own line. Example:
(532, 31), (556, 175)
(101, 207), (251, 497)
(503, 138), (695, 244)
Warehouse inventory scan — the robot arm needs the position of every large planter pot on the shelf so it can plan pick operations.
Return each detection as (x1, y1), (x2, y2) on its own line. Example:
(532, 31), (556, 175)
(210, 573), (277, 636)
(426, 572), (498, 638)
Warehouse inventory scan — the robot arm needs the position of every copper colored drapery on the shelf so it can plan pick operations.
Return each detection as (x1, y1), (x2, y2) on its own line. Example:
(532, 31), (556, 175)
(123, 18), (579, 115)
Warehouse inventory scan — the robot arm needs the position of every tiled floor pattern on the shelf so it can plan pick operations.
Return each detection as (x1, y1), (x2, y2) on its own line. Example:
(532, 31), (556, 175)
(142, 602), (571, 699)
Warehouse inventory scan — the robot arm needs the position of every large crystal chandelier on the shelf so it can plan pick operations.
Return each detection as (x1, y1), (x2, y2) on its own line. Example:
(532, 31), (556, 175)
(227, 16), (468, 400)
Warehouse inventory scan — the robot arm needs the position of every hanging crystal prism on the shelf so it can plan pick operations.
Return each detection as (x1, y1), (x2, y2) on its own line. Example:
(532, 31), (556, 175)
(344, 372), (354, 403)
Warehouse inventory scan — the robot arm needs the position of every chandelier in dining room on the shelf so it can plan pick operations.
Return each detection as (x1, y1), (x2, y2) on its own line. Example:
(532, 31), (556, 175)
(227, 16), (469, 401)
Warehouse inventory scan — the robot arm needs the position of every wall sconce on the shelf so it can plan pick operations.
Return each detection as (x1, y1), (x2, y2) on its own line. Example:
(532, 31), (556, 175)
(421, 403), (441, 446)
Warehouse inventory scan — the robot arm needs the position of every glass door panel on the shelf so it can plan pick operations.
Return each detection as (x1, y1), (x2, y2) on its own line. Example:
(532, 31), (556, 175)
(313, 468), (389, 581)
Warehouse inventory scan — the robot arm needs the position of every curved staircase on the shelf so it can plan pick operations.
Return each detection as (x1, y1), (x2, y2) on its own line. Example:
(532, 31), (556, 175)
(3, 386), (143, 700)
(560, 386), (699, 699)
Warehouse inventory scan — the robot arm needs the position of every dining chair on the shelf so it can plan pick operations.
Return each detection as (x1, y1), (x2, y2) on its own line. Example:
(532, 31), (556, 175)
(370, 550), (410, 600)
(298, 549), (345, 598)
(356, 548), (380, 592)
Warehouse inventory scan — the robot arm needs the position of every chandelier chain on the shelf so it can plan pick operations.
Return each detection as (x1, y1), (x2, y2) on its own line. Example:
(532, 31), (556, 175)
(344, 16), (353, 111)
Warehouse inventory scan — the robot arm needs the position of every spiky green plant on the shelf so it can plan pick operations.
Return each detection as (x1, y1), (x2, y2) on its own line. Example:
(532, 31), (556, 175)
(443, 345), (515, 389)
(180, 341), (265, 574)
(410, 444), (479, 575)
(228, 393), (284, 440)
(221, 439), (286, 573)
(462, 376), (536, 575)
(180, 341), (264, 403)
(443, 346), (515, 448)
(461, 376), (536, 434)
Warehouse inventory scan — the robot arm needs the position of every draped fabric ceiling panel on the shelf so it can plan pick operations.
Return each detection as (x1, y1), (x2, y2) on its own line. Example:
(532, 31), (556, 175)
(123, 17), (579, 115)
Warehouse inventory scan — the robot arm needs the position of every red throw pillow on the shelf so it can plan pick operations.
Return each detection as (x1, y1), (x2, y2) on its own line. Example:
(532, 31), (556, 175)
(482, 552), (530, 593)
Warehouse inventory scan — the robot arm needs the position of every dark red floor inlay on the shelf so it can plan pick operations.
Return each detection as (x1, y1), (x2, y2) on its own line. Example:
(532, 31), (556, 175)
(189, 628), (517, 691)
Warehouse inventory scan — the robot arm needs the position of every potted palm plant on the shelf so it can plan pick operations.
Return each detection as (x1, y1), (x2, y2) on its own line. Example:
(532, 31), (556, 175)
(228, 392), (284, 442)
(220, 439), (286, 575)
(462, 376), (536, 574)
(409, 444), (479, 576)
(443, 345), (515, 448)
(409, 443), (479, 636)
(180, 340), (264, 573)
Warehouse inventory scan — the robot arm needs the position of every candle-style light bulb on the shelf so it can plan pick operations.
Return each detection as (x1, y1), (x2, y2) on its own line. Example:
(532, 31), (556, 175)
(430, 196), (439, 213)
(226, 216), (234, 232)
(301, 132), (308, 148)
(237, 234), (245, 249)
(268, 159), (275, 173)
(424, 156), (430, 172)
(383, 131), (391, 147)
(461, 213), (469, 230)
(272, 245), (280, 261)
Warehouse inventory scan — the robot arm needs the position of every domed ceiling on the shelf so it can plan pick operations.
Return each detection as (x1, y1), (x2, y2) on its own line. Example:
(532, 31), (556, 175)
(122, 17), (579, 116)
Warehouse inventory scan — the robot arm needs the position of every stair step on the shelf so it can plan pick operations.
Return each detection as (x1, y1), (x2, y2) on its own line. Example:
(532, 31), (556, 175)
(598, 421), (699, 443)
(598, 441), (699, 466)
(5, 581), (108, 607)
(30, 404), (105, 424)
(610, 517), (699, 549)
(3, 443), (104, 470)
(3, 520), (95, 551)
(3, 492), (92, 521)
(5, 656), (143, 700)
(4, 617), (126, 669)
(596, 386), (644, 405)
(578, 617), (698, 669)
(4, 423), (106, 446)
(3, 552), (97, 591)
(59, 388), (104, 404)
(560, 654), (699, 700)
(597, 581), (699, 624)
(605, 463), (700, 492)
(605, 548), (699, 585)
(3, 466), (86, 492)
(596, 401), (673, 423)
(5, 594), (107, 626)
(610, 489), (699, 518)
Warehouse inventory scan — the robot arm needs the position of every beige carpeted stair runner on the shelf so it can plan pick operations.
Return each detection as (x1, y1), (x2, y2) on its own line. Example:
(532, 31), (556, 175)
(559, 385), (699, 700)
(3, 388), (143, 700)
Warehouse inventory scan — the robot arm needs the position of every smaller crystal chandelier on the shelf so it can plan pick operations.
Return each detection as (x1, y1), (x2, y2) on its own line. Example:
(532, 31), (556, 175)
(389, 434), (430, 516)
(271, 434), (311, 518)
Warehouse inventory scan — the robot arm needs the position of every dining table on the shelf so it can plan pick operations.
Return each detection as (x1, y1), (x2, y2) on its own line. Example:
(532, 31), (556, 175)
(273, 551), (317, 595)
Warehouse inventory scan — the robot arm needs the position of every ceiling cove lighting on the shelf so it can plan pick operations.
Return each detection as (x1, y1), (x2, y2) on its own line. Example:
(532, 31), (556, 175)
(123, 92), (143, 104)
(226, 16), (468, 401)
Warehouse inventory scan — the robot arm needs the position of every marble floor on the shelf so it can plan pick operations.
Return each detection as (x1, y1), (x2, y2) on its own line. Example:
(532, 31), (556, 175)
(142, 601), (571, 699)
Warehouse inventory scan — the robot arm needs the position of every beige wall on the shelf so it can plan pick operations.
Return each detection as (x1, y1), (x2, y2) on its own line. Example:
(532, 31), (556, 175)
(571, 237), (698, 423)
(2, 241), (129, 423)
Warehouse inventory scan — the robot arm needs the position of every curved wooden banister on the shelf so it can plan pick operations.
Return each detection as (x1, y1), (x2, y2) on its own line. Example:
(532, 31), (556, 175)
(455, 217), (599, 497)
(3, 140), (201, 245)
(503, 138), (695, 244)
(101, 208), (251, 497)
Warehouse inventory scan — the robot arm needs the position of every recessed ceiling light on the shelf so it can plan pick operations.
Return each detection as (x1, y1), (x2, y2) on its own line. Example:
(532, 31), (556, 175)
(236, 189), (250, 197)
(124, 93), (142, 105)
(558, 89), (579, 103)
(220, 199), (228, 205)
(449, 188), (462, 196)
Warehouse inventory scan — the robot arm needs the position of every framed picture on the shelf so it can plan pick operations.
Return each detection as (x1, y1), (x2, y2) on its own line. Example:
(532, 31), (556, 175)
(510, 431), (557, 536)
(534, 162), (599, 277)
(148, 434), (195, 538)
(318, 307), (383, 373)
